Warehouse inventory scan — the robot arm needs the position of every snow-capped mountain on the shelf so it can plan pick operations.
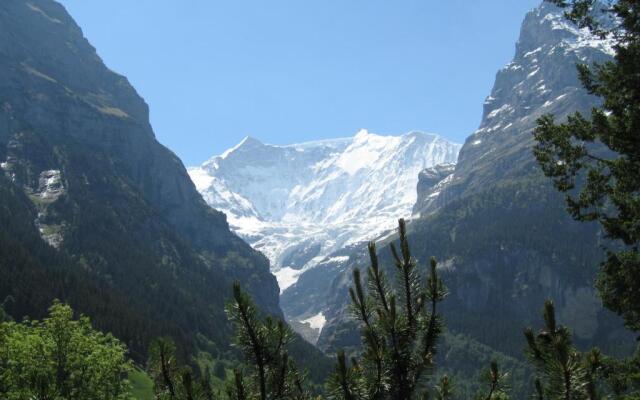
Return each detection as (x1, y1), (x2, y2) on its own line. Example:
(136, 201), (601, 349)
(189, 130), (460, 291)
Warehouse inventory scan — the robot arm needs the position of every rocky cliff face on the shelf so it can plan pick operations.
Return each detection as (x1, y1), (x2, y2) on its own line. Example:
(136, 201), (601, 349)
(316, 1), (632, 363)
(0, 0), (280, 359)
(414, 1), (614, 215)
(412, 163), (455, 215)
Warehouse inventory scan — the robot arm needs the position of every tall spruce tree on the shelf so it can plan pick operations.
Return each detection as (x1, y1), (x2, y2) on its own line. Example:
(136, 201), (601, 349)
(149, 337), (180, 399)
(533, 0), (640, 331)
(225, 282), (311, 400)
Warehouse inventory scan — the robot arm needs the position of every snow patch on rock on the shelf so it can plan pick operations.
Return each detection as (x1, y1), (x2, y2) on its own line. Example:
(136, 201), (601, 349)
(301, 312), (326, 332)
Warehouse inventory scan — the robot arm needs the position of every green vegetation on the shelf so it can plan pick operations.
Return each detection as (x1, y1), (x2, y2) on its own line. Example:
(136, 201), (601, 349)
(130, 368), (155, 400)
(225, 282), (311, 400)
(326, 219), (448, 399)
(145, 336), (218, 400)
(534, 0), (640, 332)
(525, 299), (640, 398)
(322, 220), (513, 399)
(226, 219), (640, 399)
(1, 1), (639, 398)
(0, 301), (131, 399)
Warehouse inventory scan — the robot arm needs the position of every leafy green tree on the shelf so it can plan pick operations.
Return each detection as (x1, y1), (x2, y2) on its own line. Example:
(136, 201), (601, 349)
(533, 0), (640, 331)
(326, 219), (449, 400)
(0, 300), (131, 399)
(225, 282), (311, 400)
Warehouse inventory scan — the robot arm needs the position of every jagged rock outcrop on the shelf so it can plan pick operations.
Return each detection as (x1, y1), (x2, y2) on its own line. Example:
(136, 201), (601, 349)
(415, 1), (615, 215)
(413, 163), (455, 215)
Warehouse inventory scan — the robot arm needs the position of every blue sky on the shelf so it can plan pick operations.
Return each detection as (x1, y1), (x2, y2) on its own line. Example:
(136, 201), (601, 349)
(58, 0), (540, 166)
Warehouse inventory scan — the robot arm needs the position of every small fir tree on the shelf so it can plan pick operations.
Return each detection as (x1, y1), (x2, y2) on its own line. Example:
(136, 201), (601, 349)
(524, 300), (599, 400)
(225, 282), (311, 400)
(147, 337), (216, 400)
(326, 219), (449, 400)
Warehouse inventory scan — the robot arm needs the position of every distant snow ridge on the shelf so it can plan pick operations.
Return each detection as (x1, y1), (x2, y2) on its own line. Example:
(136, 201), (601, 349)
(189, 130), (460, 291)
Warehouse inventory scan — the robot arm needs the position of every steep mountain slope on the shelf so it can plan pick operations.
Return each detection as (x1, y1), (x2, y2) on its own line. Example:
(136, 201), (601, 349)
(0, 0), (306, 366)
(190, 130), (460, 292)
(315, 0), (632, 369)
(414, 1), (615, 215)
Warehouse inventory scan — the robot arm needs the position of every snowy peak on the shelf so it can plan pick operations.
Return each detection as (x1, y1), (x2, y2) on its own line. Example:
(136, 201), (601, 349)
(190, 130), (460, 290)
(218, 136), (266, 159)
(477, 2), (614, 133)
(515, 2), (614, 59)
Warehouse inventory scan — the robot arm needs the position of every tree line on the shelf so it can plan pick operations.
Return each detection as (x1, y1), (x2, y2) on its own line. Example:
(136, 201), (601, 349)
(1, 0), (638, 398)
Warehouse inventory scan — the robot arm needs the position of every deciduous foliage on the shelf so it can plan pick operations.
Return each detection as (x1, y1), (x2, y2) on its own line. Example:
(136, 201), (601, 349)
(533, 0), (640, 331)
(0, 301), (131, 400)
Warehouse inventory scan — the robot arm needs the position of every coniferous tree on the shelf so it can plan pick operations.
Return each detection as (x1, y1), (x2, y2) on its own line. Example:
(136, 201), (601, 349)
(0, 296), (13, 323)
(533, 0), (640, 331)
(149, 337), (180, 400)
(225, 282), (311, 400)
(474, 361), (509, 400)
(326, 219), (448, 400)
(434, 375), (454, 400)
(147, 337), (216, 400)
(524, 300), (598, 400)
(325, 351), (365, 400)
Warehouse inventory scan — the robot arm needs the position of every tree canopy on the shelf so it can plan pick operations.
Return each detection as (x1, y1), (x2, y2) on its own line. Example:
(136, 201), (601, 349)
(533, 0), (640, 331)
(0, 301), (131, 399)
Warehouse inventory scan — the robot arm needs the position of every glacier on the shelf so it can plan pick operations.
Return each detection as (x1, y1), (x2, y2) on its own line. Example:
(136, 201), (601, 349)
(189, 129), (460, 292)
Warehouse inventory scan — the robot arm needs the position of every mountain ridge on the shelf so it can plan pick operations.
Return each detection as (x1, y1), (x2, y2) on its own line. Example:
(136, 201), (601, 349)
(0, 0), (316, 367)
(190, 129), (460, 296)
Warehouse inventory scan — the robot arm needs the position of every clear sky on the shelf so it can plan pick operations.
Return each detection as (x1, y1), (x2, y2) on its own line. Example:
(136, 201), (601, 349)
(58, 0), (541, 166)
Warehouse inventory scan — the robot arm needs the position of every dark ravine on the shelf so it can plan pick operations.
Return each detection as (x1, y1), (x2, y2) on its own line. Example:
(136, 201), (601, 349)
(0, 0), (330, 375)
(312, 3), (633, 392)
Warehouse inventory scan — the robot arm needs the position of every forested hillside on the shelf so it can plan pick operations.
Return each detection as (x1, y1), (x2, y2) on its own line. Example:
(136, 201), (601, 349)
(0, 0), (328, 374)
